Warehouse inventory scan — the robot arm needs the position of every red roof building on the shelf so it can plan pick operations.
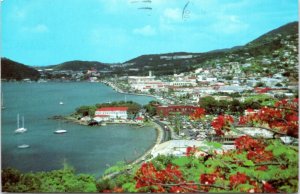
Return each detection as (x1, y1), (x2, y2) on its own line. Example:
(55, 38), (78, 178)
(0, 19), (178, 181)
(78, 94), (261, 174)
(156, 105), (198, 117)
(94, 107), (128, 121)
(96, 107), (128, 111)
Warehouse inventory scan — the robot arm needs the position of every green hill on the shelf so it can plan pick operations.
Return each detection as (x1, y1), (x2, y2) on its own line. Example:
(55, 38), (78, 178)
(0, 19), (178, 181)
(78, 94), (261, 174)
(116, 21), (298, 76)
(1, 58), (40, 81)
(51, 60), (110, 71)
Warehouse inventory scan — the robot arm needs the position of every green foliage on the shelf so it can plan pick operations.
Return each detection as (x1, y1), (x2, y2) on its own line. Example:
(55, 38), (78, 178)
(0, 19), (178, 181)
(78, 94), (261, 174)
(104, 161), (127, 175)
(2, 165), (97, 193)
(103, 137), (298, 193)
(1, 58), (41, 81)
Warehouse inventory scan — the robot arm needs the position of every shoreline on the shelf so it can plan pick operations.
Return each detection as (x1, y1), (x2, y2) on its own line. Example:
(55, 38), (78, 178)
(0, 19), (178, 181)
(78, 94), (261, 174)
(100, 80), (160, 101)
(101, 120), (164, 180)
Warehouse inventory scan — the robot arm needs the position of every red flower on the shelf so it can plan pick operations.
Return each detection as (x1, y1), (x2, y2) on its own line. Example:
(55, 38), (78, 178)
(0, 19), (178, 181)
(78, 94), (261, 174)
(234, 135), (264, 151)
(190, 108), (206, 120)
(211, 115), (234, 136)
(247, 148), (273, 163)
(229, 172), (248, 187)
(263, 181), (277, 193)
(186, 146), (197, 156)
(200, 174), (217, 185)
(256, 165), (268, 171)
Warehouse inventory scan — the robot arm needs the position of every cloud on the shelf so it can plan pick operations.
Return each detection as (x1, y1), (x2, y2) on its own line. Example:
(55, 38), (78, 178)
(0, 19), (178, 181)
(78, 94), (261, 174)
(212, 15), (249, 34)
(133, 25), (156, 36)
(22, 24), (49, 33)
(163, 8), (182, 21)
(89, 27), (129, 46)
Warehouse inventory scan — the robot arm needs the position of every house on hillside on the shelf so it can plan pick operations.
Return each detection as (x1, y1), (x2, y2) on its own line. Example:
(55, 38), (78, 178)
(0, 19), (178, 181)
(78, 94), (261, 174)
(94, 107), (128, 122)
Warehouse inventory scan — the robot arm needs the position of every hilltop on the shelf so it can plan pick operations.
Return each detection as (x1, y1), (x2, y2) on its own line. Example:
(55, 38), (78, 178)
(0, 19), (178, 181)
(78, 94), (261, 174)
(1, 21), (298, 79)
(114, 21), (298, 76)
(1, 58), (40, 81)
(45, 60), (112, 71)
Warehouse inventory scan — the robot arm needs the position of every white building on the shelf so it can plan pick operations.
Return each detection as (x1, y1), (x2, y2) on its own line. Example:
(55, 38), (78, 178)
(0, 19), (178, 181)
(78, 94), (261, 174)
(128, 71), (155, 84)
(94, 107), (128, 122)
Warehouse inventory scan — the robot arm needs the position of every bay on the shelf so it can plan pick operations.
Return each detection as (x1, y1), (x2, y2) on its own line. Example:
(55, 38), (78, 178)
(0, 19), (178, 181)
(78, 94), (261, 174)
(1, 82), (156, 177)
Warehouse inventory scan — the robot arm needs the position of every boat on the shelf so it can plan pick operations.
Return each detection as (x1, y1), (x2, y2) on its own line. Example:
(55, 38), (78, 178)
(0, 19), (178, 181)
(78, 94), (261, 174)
(59, 101), (64, 105)
(1, 92), (5, 109)
(15, 114), (27, 133)
(54, 129), (67, 134)
(54, 121), (67, 134)
(17, 144), (30, 149)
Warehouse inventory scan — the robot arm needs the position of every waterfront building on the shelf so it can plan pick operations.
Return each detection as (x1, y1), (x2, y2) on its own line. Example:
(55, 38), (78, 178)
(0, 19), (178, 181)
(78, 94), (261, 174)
(128, 71), (155, 84)
(94, 107), (128, 121)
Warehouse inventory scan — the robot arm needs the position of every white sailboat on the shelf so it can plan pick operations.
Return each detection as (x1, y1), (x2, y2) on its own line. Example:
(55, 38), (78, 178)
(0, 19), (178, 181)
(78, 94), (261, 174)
(1, 92), (5, 109)
(15, 114), (27, 133)
(54, 121), (67, 134)
(17, 144), (30, 149)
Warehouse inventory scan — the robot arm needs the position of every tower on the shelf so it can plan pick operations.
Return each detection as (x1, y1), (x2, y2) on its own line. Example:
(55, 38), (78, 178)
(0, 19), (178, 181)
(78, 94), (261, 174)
(149, 71), (152, 77)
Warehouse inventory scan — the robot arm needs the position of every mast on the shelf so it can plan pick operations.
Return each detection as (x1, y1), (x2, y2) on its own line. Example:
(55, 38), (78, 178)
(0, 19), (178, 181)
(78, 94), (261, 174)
(17, 114), (20, 129)
(22, 116), (25, 128)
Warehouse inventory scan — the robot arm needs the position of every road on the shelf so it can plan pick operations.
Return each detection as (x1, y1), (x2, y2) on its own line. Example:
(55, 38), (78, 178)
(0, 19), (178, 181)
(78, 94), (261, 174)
(152, 118), (171, 142)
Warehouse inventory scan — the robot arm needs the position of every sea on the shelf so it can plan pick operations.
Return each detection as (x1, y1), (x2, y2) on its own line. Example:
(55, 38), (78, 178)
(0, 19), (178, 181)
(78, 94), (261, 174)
(1, 82), (156, 177)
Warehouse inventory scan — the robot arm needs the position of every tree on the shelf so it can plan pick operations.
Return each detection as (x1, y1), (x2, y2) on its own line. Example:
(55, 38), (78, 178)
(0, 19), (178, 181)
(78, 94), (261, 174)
(99, 98), (298, 193)
(255, 82), (266, 87)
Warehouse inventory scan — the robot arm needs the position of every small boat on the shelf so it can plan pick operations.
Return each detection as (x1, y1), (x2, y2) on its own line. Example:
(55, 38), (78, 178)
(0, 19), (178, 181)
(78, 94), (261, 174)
(101, 122), (107, 126)
(18, 144), (30, 149)
(59, 101), (64, 105)
(15, 114), (27, 134)
(1, 92), (5, 109)
(54, 129), (67, 134)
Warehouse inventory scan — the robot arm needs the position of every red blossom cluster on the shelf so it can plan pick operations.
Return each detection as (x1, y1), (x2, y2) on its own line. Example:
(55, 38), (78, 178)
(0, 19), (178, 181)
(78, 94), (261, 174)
(190, 108), (206, 120)
(235, 135), (273, 163)
(186, 146), (197, 157)
(229, 172), (248, 186)
(238, 98), (298, 138)
(134, 163), (197, 192)
(234, 135), (264, 151)
(211, 115), (234, 136)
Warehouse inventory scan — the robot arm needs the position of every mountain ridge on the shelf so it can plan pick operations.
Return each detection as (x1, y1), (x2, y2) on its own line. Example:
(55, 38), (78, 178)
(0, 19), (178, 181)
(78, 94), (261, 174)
(2, 21), (298, 76)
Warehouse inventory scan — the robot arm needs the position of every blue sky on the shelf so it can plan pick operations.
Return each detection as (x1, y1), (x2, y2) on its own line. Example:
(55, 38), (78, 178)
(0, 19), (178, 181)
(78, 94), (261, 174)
(2, 0), (298, 66)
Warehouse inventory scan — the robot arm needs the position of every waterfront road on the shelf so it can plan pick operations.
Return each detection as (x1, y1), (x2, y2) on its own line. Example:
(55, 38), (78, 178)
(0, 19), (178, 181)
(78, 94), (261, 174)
(152, 118), (171, 142)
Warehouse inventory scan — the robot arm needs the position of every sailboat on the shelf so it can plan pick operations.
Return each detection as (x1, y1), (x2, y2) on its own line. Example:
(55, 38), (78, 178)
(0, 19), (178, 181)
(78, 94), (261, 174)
(54, 121), (67, 134)
(1, 93), (5, 109)
(17, 144), (30, 149)
(15, 114), (27, 133)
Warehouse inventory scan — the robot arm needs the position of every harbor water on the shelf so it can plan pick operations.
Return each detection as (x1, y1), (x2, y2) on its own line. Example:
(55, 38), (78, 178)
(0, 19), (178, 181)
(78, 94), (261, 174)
(1, 82), (156, 177)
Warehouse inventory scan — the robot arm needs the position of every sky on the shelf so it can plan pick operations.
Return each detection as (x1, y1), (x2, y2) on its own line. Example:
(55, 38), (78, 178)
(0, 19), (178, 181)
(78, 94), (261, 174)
(1, 0), (298, 66)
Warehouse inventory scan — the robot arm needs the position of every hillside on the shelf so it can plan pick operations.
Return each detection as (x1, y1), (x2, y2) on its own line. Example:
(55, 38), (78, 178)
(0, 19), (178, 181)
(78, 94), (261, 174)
(1, 58), (40, 81)
(116, 21), (298, 76)
(51, 60), (110, 71)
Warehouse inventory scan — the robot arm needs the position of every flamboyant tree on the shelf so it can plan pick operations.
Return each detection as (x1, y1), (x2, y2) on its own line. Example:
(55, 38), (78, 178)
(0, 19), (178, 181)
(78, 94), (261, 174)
(101, 98), (298, 193)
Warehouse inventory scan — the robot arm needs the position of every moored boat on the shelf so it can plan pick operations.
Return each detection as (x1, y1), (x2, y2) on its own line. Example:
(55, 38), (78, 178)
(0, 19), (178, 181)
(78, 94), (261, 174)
(54, 129), (67, 134)
(18, 144), (30, 149)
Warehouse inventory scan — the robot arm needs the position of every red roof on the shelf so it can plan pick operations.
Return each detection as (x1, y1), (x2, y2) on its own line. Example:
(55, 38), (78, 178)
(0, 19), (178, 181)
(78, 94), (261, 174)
(136, 117), (144, 120)
(97, 107), (128, 111)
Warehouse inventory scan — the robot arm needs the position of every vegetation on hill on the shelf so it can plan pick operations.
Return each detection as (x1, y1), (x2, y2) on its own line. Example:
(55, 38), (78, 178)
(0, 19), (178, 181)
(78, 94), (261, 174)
(1, 58), (40, 81)
(51, 60), (111, 71)
(2, 164), (97, 192)
(111, 21), (298, 77)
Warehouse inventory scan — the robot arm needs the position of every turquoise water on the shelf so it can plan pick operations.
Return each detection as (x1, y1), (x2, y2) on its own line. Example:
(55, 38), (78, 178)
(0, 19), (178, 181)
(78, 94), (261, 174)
(1, 82), (156, 177)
